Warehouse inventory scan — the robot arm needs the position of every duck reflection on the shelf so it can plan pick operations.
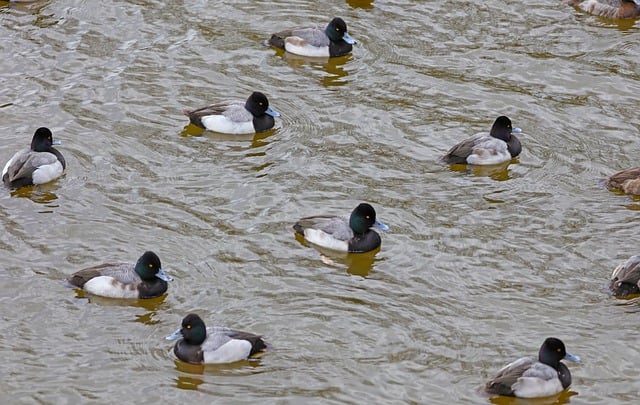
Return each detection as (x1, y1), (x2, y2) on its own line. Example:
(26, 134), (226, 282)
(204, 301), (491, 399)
(8, 183), (59, 204)
(181, 124), (277, 148)
(73, 289), (168, 312)
(172, 357), (263, 390)
(280, 52), (352, 87)
(175, 374), (205, 391)
(346, 0), (375, 9)
(174, 359), (205, 375)
(488, 389), (577, 405)
(294, 233), (379, 276)
(446, 161), (514, 182)
(1, 0), (49, 13)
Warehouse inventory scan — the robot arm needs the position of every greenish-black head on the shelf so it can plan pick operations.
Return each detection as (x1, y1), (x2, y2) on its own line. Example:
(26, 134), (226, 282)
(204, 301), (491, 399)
(134, 251), (172, 282)
(538, 337), (580, 368)
(30, 127), (56, 152)
(349, 203), (389, 235)
(179, 313), (208, 345)
(325, 17), (356, 44)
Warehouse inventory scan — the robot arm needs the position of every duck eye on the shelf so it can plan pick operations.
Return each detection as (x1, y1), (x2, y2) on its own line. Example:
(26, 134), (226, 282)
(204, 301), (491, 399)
(556, 348), (561, 353)
(186, 325), (191, 329)
(148, 264), (153, 268)
(365, 215), (371, 219)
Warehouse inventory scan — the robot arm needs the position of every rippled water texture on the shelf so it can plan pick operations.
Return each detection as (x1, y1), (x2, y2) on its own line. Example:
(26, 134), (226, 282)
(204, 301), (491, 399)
(1, 0), (639, 403)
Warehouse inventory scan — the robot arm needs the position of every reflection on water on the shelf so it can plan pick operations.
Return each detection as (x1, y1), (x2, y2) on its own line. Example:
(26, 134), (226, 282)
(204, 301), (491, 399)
(487, 389), (577, 405)
(180, 123), (206, 137)
(180, 123), (278, 147)
(346, 0), (375, 9)
(174, 359), (205, 376)
(134, 311), (161, 325)
(175, 374), (205, 391)
(3, 0), (640, 402)
(250, 130), (274, 150)
(294, 233), (379, 277)
(72, 288), (168, 314)
(172, 357), (265, 389)
(605, 189), (640, 210)
(569, 9), (639, 32)
(0, 0), (49, 13)
(278, 52), (352, 87)
(8, 183), (60, 205)
(612, 294), (640, 306)
(445, 161), (514, 182)
(621, 203), (640, 211)
(179, 124), (277, 177)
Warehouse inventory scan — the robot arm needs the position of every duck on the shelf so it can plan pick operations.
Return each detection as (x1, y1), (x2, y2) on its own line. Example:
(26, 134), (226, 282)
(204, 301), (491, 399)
(293, 203), (389, 253)
(609, 255), (640, 297)
(440, 116), (523, 166)
(67, 251), (172, 299)
(265, 17), (357, 58)
(166, 313), (267, 364)
(564, 0), (640, 19)
(183, 91), (280, 134)
(485, 337), (581, 398)
(2, 127), (66, 189)
(604, 167), (640, 195)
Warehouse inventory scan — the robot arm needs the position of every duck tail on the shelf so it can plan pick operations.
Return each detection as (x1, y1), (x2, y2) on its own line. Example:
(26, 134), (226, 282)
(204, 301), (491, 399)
(265, 34), (285, 50)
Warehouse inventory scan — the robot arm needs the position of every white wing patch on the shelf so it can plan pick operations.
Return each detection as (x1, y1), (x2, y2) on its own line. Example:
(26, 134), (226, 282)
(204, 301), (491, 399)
(200, 115), (255, 134)
(202, 339), (253, 364)
(83, 276), (139, 299)
(304, 228), (349, 252)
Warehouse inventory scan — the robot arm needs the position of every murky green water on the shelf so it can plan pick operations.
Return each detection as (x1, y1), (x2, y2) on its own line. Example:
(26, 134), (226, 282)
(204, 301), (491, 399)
(1, 0), (639, 403)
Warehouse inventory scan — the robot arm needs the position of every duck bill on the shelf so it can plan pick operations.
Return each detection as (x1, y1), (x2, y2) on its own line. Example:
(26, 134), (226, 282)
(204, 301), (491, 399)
(511, 127), (522, 134)
(155, 268), (173, 282)
(165, 328), (183, 341)
(342, 33), (357, 44)
(266, 106), (280, 117)
(373, 220), (390, 232)
(564, 352), (580, 362)
(52, 140), (62, 145)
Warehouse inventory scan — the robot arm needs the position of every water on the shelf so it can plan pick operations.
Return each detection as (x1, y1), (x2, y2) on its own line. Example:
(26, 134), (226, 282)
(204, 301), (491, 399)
(1, 0), (639, 403)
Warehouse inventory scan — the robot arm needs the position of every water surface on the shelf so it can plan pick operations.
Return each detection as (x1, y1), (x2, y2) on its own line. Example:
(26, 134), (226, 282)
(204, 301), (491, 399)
(1, 0), (639, 403)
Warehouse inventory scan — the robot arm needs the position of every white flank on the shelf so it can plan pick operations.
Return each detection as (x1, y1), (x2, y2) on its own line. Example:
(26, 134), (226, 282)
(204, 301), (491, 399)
(466, 137), (511, 165)
(32, 161), (64, 184)
(466, 149), (511, 165)
(304, 228), (349, 252)
(83, 276), (139, 299)
(579, 0), (598, 12)
(285, 39), (330, 57)
(200, 115), (255, 134)
(203, 339), (252, 364)
(512, 376), (564, 398)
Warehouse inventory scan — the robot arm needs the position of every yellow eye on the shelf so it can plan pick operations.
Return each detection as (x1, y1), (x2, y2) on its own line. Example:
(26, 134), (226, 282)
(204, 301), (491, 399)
(186, 325), (191, 329)
(366, 215), (371, 219)
(557, 348), (561, 353)
(148, 264), (153, 268)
